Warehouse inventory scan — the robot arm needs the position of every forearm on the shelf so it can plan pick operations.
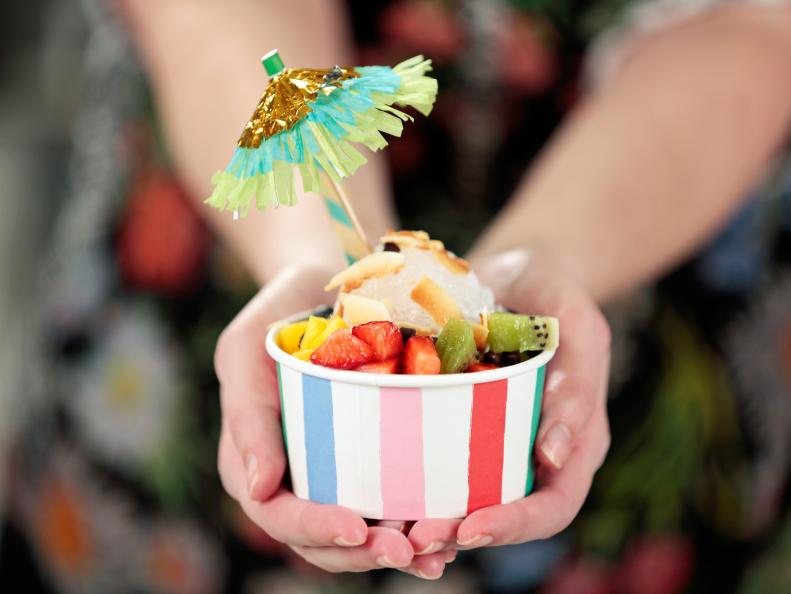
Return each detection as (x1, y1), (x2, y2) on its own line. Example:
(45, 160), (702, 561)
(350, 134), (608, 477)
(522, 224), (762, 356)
(125, 0), (396, 283)
(470, 6), (791, 303)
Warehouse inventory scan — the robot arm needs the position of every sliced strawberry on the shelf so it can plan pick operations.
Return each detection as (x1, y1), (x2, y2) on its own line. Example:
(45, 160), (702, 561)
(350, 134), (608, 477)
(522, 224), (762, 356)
(403, 336), (441, 375)
(355, 357), (400, 374)
(466, 362), (499, 373)
(352, 321), (404, 361)
(310, 330), (374, 369)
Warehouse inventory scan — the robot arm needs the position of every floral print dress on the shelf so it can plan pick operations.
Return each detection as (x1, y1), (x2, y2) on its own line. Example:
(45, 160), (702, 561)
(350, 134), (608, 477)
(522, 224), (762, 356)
(3, 1), (791, 594)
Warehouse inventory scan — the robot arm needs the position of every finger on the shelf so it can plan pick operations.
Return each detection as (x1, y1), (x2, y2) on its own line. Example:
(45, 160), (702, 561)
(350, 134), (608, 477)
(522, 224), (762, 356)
(457, 411), (609, 547)
(399, 551), (451, 580)
(236, 487), (369, 548)
(290, 527), (413, 573)
(536, 368), (598, 470)
(222, 391), (288, 501)
(221, 428), (369, 548)
(407, 518), (463, 555)
(377, 520), (409, 534)
(217, 423), (246, 501)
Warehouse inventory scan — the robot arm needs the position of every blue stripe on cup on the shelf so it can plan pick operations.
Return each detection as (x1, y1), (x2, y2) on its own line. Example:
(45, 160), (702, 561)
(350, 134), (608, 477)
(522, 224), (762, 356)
(302, 374), (338, 504)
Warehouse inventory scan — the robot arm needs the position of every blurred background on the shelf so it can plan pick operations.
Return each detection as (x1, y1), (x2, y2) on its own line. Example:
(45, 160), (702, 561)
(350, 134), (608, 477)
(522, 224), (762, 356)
(2, 1), (791, 593)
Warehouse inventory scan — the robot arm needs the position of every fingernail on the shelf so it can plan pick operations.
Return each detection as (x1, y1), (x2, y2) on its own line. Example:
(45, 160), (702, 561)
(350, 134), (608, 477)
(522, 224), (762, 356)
(541, 422), (573, 469)
(333, 534), (366, 547)
(244, 452), (260, 498)
(444, 549), (458, 563)
(481, 250), (530, 295)
(416, 541), (444, 555)
(376, 555), (402, 568)
(416, 569), (442, 580)
(379, 521), (406, 533)
(457, 534), (493, 548)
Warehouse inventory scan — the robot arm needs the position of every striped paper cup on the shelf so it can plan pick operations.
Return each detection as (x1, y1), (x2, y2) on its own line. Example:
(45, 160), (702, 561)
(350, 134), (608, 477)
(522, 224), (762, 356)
(265, 313), (555, 520)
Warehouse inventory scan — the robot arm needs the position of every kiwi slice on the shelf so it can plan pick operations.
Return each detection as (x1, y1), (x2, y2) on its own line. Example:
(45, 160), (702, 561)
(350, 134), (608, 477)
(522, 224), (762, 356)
(487, 312), (559, 353)
(436, 319), (477, 374)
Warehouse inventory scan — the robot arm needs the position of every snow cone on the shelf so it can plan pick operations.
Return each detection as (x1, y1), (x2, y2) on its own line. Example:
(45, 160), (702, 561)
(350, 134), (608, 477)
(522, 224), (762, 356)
(265, 231), (558, 520)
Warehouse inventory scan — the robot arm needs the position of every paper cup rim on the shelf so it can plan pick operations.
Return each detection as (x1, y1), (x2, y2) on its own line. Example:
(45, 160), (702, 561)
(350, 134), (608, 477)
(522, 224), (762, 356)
(265, 310), (556, 388)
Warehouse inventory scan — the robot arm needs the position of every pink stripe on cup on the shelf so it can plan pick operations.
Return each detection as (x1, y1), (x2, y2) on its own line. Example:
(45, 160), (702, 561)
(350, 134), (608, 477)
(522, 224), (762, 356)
(380, 387), (425, 520)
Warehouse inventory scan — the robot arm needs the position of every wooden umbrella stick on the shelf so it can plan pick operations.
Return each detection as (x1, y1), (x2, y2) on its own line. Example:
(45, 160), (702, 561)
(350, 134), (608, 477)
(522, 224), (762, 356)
(325, 176), (372, 256)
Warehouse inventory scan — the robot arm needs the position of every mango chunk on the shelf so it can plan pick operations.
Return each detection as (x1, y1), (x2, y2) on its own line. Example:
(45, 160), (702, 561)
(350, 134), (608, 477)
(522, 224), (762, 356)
(291, 349), (313, 361)
(276, 320), (309, 354)
(300, 316), (329, 350)
(301, 315), (347, 350)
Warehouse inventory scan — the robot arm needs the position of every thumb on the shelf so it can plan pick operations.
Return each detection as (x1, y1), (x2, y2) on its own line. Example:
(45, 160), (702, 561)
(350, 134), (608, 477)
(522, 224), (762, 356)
(471, 249), (532, 304)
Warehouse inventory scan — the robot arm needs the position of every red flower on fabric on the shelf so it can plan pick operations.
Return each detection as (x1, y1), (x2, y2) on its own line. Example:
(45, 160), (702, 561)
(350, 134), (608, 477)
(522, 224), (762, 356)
(497, 14), (557, 96)
(783, 322), (791, 389)
(540, 557), (615, 594)
(613, 536), (695, 594)
(117, 171), (210, 295)
(380, 0), (465, 63)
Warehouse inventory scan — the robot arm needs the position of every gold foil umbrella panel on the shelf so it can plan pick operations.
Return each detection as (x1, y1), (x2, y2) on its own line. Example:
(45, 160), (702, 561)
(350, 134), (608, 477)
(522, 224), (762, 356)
(238, 66), (359, 149)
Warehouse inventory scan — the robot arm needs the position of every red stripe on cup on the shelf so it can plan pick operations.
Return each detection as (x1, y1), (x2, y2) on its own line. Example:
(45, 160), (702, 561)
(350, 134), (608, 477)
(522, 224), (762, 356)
(380, 387), (425, 520)
(467, 379), (508, 514)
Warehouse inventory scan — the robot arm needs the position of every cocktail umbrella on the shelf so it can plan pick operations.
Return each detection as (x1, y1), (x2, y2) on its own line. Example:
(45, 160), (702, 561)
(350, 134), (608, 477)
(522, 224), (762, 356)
(206, 50), (438, 262)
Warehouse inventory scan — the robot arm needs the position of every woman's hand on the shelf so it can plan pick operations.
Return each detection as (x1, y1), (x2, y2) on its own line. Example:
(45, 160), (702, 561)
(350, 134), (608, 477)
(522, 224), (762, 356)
(215, 263), (454, 576)
(405, 248), (611, 556)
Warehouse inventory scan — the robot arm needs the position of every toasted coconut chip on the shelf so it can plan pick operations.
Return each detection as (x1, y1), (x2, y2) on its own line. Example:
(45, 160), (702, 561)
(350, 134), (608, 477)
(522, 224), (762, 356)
(338, 293), (392, 326)
(432, 249), (470, 275)
(471, 323), (489, 350)
(380, 234), (425, 249)
(324, 251), (405, 291)
(387, 229), (430, 240)
(380, 229), (443, 251)
(341, 277), (366, 293)
(410, 276), (464, 326)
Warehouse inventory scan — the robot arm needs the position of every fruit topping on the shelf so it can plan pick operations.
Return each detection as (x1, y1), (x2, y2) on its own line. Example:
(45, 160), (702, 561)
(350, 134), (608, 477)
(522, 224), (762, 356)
(471, 322), (488, 350)
(352, 321), (404, 361)
(310, 330), (375, 369)
(301, 315), (347, 351)
(383, 242), (400, 252)
(500, 351), (522, 366)
(291, 349), (313, 362)
(435, 319), (477, 374)
(276, 320), (309, 355)
(310, 304), (334, 318)
(466, 362), (499, 372)
(355, 357), (401, 374)
(399, 326), (417, 343)
(300, 316), (329, 350)
(486, 312), (559, 353)
(481, 351), (501, 366)
(402, 336), (441, 375)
